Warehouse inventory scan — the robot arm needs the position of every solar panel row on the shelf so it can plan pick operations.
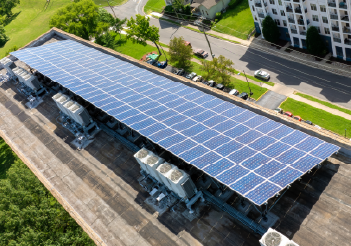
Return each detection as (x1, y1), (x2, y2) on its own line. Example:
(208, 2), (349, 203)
(11, 40), (340, 205)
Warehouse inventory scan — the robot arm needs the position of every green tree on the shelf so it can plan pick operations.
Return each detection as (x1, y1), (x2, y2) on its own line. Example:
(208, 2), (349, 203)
(0, 0), (20, 18)
(213, 55), (234, 85)
(200, 60), (215, 81)
(0, 159), (95, 245)
(49, 0), (109, 40)
(97, 8), (126, 39)
(0, 24), (9, 47)
(262, 15), (280, 43)
(126, 14), (162, 57)
(169, 36), (192, 69)
(306, 26), (326, 56)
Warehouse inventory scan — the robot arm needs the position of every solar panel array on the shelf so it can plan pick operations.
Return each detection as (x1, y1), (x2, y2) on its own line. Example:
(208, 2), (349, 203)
(11, 40), (340, 205)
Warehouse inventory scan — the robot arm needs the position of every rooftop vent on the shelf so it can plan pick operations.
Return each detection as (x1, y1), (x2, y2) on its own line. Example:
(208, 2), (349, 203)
(52, 93), (62, 100)
(170, 169), (183, 182)
(135, 148), (148, 159)
(159, 163), (172, 174)
(264, 231), (281, 246)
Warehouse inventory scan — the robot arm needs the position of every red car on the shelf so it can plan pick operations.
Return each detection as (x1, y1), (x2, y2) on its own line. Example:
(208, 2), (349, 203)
(293, 116), (301, 121)
(184, 41), (192, 47)
(284, 111), (293, 117)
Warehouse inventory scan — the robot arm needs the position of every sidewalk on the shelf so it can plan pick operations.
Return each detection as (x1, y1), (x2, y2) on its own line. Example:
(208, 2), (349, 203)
(150, 12), (351, 79)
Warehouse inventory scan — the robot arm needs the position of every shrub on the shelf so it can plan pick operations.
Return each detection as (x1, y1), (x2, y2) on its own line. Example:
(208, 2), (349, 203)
(262, 15), (280, 43)
(4, 45), (18, 57)
(0, 25), (9, 47)
(306, 26), (327, 56)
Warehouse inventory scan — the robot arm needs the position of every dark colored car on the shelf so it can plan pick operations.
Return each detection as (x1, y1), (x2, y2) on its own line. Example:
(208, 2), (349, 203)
(304, 120), (313, 125)
(208, 80), (216, 87)
(202, 80), (209, 86)
(238, 92), (248, 100)
(216, 83), (224, 90)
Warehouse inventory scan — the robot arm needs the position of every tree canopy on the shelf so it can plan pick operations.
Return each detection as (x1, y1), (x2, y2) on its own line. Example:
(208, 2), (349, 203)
(49, 0), (109, 40)
(262, 15), (280, 43)
(126, 14), (162, 56)
(201, 55), (234, 84)
(0, 24), (9, 47)
(0, 0), (20, 18)
(0, 141), (95, 245)
(168, 36), (192, 70)
(306, 26), (327, 56)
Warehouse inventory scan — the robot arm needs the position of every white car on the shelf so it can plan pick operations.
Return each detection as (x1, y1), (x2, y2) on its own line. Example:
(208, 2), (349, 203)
(192, 75), (203, 82)
(254, 70), (270, 81)
(229, 89), (239, 96)
(186, 72), (197, 80)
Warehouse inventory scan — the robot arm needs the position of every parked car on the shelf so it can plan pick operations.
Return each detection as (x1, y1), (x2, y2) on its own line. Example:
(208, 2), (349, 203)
(216, 83), (224, 90)
(284, 111), (293, 117)
(202, 80), (209, 86)
(175, 68), (185, 75)
(274, 108), (283, 114)
(208, 80), (216, 87)
(293, 116), (302, 121)
(194, 49), (209, 59)
(192, 75), (203, 82)
(238, 92), (249, 100)
(303, 120), (313, 125)
(254, 70), (270, 81)
(229, 89), (239, 96)
(155, 60), (167, 69)
(184, 41), (192, 47)
(186, 72), (197, 80)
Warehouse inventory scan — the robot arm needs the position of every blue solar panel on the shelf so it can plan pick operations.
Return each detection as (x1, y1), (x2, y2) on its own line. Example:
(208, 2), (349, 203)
(11, 40), (340, 206)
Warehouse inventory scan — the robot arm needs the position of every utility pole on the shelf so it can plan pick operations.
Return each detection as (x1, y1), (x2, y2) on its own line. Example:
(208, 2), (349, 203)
(107, 0), (117, 19)
(200, 22), (214, 60)
(243, 70), (253, 98)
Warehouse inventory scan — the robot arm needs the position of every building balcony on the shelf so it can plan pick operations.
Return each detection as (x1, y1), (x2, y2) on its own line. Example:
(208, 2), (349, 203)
(330, 14), (338, 20)
(339, 2), (347, 9)
(300, 31), (306, 35)
(328, 2), (336, 7)
(286, 7), (293, 12)
(255, 2), (262, 7)
(288, 18), (295, 23)
(298, 19), (304, 25)
(293, 0), (299, 2)
(343, 27), (351, 33)
(333, 37), (341, 43)
(345, 39), (351, 45)
(295, 8), (302, 13)
(332, 26), (340, 31)
(258, 13), (265, 18)
(341, 16), (349, 21)
(291, 29), (298, 34)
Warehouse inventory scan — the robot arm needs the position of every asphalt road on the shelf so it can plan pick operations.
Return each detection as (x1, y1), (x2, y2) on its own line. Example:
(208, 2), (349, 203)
(107, 1), (351, 109)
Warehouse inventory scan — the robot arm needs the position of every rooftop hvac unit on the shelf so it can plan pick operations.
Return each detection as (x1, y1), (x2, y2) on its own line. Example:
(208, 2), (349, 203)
(285, 243), (299, 246)
(134, 148), (151, 173)
(21, 73), (41, 91)
(63, 100), (75, 119)
(165, 167), (196, 199)
(144, 154), (165, 183)
(67, 102), (91, 126)
(156, 163), (174, 190)
(52, 93), (71, 116)
(260, 228), (291, 246)
(0, 57), (16, 78)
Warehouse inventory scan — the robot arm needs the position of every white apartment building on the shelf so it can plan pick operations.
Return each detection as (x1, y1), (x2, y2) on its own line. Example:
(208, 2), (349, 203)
(249, 0), (351, 60)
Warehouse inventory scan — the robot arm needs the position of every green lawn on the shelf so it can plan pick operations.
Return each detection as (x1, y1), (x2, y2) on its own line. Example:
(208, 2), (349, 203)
(280, 98), (351, 138)
(0, 0), (72, 58)
(144, 0), (166, 14)
(93, 0), (128, 7)
(296, 92), (351, 116)
(212, 0), (255, 40)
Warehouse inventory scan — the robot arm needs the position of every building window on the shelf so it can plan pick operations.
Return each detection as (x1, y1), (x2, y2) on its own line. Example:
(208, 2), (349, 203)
(275, 19), (280, 25)
(255, 16), (258, 20)
(316, 26), (320, 33)
(280, 10), (285, 16)
(312, 15), (319, 22)
(272, 9), (277, 14)
(320, 5), (326, 12)
(269, 0), (275, 4)
(311, 4), (317, 11)
(206, 11), (209, 15)
(322, 16), (328, 24)
(283, 20), (287, 26)
(278, 0), (282, 5)
(252, 6), (255, 11)
(325, 27), (330, 34)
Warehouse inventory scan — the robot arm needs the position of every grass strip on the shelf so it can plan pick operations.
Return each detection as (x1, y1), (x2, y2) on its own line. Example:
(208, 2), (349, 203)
(295, 93), (351, 116)
(280, 98), (351, 138)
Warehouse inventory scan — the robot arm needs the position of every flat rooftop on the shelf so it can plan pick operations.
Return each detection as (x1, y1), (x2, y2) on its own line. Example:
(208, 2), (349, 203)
(1, 29), (351, 245)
